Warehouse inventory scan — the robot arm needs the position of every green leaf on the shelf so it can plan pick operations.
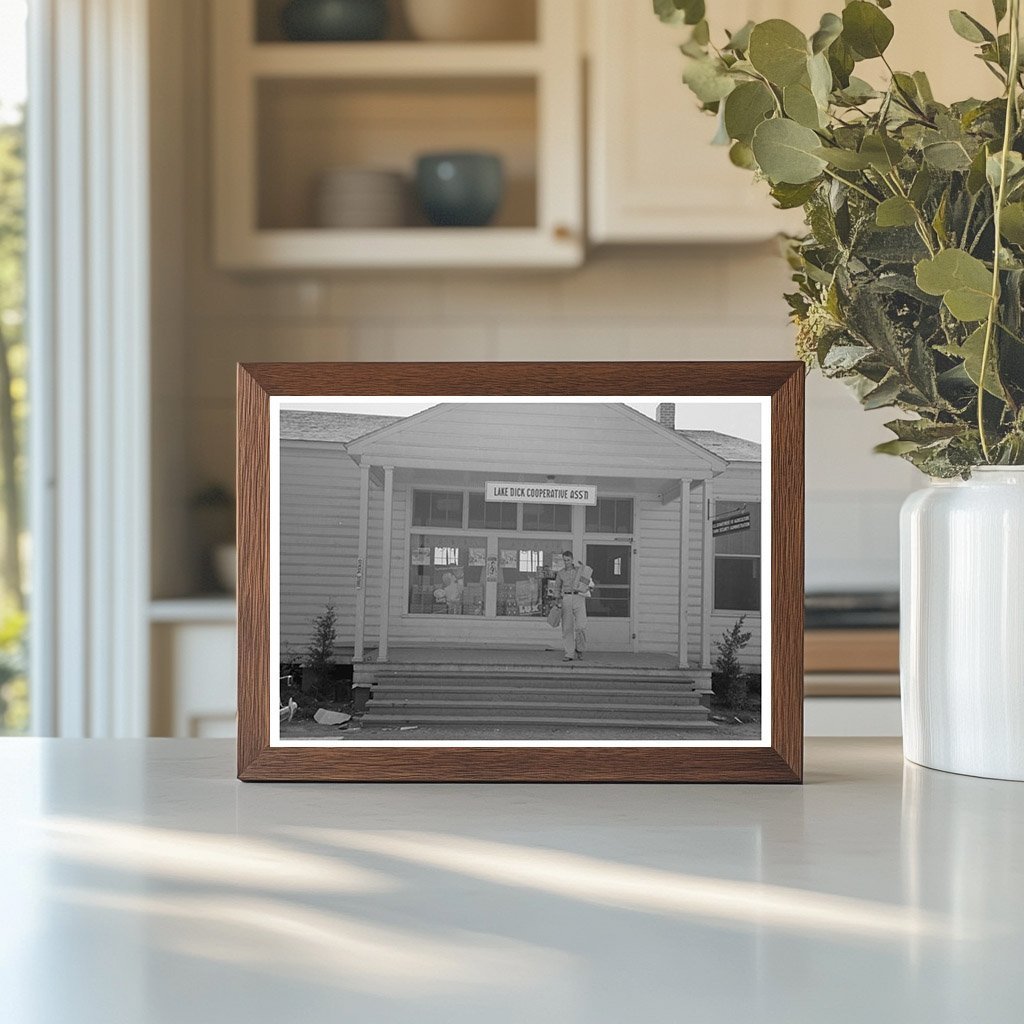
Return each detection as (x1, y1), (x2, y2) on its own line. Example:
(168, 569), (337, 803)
(922, 140), (972, 171)
(827, 36), (856, 88)
(874, 439), (922, 455)
(748, 20), (809, 87)
(784, 80), (824, 129)
(810, 12), (843, 54)
(860, 133), (904, 173)
(729, 140), (757, 170)
(909, 164), (933, 205)
(842, 1), (895, 59)
(915, 249), (994, 322)
(653, 0), (705, 26)
(724, 20), (755, 53)
(751, 118), (828, 184)
(723, 81), (775, 144)
(948, 10), (994, 44)
(814, 146), (872, 170)
(771, 180), (820, 209)
(876, 197), (918, 228)
(967, 144), (991, 194)
(682, 57), (736, 104)
(1000, 203), (1024, 244)
(940, 326), (1006, 397)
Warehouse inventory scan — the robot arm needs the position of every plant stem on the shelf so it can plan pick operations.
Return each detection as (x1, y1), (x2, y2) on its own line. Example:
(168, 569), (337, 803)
(822, 167), (881, 205)
(979, 0), (1021, 462)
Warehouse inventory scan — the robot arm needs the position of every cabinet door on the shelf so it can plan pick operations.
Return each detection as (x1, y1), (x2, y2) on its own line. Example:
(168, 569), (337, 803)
(588, 0), (813, 243)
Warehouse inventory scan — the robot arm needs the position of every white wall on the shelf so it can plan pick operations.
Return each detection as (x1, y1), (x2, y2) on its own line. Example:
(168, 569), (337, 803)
(162, 0), (921, 600)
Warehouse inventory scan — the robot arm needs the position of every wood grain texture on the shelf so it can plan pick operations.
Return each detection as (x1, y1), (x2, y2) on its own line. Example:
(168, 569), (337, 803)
(237, 361), (805, 783)
(805, 629), (899, 674)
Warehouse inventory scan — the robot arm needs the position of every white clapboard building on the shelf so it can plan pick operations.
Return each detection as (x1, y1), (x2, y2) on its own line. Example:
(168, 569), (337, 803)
(279, 402), (761, 701)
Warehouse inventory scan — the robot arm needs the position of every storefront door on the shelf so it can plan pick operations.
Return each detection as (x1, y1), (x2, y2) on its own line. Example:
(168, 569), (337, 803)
(584, 543), (633, 651)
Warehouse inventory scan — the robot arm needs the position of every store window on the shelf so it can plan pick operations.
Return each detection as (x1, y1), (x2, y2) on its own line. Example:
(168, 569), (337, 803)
(411, 490), (464, 529)
(522, 503), (571, 532)
(714, 501), (761, 611)
(467, 493), (517, 530)
(586, 497), (633, 534)
(408, 534), (486, 615)
(495, 538), (569, 617)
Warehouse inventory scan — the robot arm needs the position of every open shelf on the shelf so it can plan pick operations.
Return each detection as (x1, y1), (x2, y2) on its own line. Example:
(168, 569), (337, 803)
(212, 0), (582, 268)
(254, 0), (538, 44)
(249, 41), (544, 77)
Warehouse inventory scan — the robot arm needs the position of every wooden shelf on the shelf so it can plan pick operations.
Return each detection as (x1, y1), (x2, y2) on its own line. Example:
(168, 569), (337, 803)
(217, 226), (580, 270)
(249, 42), (544, 78)
(212, 0), (583, 269)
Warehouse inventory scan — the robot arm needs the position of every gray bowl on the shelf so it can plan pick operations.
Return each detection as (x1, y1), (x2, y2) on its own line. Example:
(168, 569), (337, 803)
(415, 152), (505, 228)
(280, 0), (388, 42)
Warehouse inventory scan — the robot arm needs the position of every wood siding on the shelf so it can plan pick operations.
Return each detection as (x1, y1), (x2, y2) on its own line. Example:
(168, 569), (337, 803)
(279, 442), (761, 668)
(279, 440), (360, 656)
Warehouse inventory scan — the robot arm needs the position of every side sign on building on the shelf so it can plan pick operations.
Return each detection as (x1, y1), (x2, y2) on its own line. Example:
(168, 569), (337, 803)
(712, 509), (751, 537)
(486, 481), (597, 506)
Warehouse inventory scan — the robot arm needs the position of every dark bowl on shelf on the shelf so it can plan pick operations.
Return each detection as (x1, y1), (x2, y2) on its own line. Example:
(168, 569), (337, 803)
(280, 0), (388, 42)
(415, 152), (505, 228)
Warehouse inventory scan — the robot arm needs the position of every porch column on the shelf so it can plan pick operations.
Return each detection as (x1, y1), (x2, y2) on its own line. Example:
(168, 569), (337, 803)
(378, 466), (395, 662)
(700, 479), (715, 669)
(678, 478), (692, 670)
(353, 462), (370, 662)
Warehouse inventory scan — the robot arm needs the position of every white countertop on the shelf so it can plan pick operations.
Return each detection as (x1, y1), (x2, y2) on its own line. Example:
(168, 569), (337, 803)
(0, 738), (1020, 1023)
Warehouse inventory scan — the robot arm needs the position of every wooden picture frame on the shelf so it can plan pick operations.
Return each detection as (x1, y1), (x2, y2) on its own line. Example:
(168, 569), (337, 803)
(237, 362), (804, 782)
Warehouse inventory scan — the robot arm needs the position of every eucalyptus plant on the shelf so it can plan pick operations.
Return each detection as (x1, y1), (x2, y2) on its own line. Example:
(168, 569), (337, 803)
(657, 0), (1024, 475)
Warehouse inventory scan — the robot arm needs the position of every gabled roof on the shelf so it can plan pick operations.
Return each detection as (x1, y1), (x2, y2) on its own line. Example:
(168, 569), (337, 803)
(280, 411), (400, 443)
(678, 429), (761, 463)
(279, 408), (760, 467)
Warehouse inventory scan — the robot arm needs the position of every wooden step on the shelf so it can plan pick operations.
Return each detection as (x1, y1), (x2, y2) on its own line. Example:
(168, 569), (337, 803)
(371, 685), (703, 707)
(368, 700), (710, 721)
(360, 711), (718, 731)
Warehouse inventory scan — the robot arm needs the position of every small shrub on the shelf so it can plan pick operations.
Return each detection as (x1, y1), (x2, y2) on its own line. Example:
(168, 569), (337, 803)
(304, 600), (338, 700)
(712, 616), (752, 712)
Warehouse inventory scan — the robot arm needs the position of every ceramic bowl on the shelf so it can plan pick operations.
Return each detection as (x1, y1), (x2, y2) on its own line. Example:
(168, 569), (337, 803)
(403, 0), (534, 42)
(281, 0), (388, 42)
(415, 152), (504, 227)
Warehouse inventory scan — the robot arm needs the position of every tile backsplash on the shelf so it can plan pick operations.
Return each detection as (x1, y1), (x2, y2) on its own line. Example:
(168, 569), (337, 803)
(180, 247), (917, 594)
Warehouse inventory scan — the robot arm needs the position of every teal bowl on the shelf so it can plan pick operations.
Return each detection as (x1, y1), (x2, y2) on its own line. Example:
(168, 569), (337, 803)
(281, 0), (388, 42)
(415, 153), (505, 228)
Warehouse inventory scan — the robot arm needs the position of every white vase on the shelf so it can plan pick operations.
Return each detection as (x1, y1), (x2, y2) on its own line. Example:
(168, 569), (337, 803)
(900, 467), (1024, 780)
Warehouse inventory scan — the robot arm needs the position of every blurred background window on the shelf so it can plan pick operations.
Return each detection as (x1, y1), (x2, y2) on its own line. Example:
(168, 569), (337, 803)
(0, 0), (27, 735)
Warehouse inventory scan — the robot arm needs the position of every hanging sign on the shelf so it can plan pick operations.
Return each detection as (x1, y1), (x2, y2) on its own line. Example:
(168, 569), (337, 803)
(713, 510), (751, 536)
(486, 481), (597, 506)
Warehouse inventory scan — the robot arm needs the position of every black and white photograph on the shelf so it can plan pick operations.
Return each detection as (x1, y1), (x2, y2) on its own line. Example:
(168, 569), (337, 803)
(270, 396), (769, 746)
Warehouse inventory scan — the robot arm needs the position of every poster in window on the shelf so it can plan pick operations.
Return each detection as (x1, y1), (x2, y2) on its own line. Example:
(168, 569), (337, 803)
(468, 547), (486, 567)
(500, 548), (518, 569)
(412, 546), (431, 565)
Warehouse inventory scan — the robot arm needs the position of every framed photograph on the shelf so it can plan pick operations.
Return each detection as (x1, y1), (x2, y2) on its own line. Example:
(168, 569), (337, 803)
(237, 362), (804, 782)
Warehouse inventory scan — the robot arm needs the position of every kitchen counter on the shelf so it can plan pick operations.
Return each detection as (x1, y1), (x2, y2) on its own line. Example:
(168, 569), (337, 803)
(1, 738), (1020, 1023)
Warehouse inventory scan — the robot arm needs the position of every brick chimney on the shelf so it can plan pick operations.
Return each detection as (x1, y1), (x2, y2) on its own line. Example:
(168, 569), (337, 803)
(656, 402), (675, 430)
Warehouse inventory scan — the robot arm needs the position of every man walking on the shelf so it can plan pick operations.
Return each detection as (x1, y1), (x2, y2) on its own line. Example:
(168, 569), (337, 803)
(554, 550), (592, 661)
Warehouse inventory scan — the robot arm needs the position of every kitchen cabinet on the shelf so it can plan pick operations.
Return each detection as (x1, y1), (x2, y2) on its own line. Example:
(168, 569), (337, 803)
(211, 0), (583, 269)
(586, 0), (999, 244)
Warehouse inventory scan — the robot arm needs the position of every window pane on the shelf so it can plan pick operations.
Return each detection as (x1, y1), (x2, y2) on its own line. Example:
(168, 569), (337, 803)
(412, 490), (464, 529)
(0, 4), (28, 735)
(408, 534), (485, 615)
(522, 503), (571, 532)
(715, 557), (760, 611)
(496, 537), (569, 617)
(586, 498), (633, 534)
(467, 493), (517, 530)
(714, 501), (760, 555)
